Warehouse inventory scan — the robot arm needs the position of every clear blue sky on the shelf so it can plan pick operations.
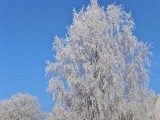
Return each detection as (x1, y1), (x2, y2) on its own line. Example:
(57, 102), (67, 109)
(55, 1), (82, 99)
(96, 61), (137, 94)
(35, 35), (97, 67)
(0, 0), (160, 112)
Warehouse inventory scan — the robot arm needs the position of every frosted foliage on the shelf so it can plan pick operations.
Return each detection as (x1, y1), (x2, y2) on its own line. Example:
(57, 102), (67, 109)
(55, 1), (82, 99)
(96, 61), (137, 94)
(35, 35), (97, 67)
(46, 0), (159, 120)
(155, 95), (160, 119)
(0, 93), (43, 120)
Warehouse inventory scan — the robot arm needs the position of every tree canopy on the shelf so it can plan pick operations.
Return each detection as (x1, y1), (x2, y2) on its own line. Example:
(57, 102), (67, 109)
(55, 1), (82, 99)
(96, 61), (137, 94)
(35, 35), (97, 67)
(46, 0), (160, 120)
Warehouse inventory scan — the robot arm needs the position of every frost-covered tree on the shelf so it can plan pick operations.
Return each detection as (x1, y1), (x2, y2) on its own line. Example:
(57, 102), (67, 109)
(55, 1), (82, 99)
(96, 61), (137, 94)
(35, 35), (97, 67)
(155, 95), (160, 119)
(0, 93), (43, 120)
(46, 0), (158, 119)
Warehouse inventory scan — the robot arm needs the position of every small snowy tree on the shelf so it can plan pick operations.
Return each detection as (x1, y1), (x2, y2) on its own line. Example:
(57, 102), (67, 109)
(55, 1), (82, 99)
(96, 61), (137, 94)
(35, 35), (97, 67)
(0, 93), (43, 120)
(46, 0), (157, 119)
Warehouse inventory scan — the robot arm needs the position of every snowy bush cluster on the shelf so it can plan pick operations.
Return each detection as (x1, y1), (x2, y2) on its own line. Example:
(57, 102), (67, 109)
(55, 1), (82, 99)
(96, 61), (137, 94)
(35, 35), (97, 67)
(0, 93), (43, 120)
(0, 0), (159, 120)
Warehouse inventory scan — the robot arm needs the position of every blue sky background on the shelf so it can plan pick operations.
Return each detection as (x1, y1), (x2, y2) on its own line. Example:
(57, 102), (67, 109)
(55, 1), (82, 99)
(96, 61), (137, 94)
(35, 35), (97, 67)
(0, 0), (160, 112)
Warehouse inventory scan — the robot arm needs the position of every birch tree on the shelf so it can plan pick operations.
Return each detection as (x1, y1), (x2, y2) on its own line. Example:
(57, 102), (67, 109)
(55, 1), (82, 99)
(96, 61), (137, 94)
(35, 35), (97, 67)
(46, 0), (158, 119)
(0, 93), (43, 120)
